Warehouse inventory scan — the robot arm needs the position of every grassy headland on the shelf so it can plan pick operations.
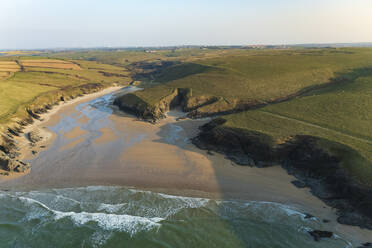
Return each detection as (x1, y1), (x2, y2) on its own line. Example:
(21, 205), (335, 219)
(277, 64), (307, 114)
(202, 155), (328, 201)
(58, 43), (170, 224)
(115, 48), (372, 118)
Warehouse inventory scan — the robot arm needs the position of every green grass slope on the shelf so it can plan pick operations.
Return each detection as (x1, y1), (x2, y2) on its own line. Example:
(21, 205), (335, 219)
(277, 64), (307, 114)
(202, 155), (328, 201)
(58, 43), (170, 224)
(117, 48), (372, 116)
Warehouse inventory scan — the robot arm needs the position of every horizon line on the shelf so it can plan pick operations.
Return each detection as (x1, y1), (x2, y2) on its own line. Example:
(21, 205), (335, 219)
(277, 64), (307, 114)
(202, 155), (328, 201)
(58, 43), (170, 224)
(1, 42), (372, 52)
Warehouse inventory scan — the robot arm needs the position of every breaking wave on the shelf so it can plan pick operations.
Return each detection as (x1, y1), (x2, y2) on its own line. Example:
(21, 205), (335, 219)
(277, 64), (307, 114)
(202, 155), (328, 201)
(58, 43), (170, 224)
(0, 186), (353, 248)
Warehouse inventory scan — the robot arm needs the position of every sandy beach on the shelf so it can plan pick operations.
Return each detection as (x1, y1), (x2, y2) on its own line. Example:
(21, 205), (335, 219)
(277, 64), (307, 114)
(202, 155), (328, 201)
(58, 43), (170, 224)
(0, 86), (371, 245)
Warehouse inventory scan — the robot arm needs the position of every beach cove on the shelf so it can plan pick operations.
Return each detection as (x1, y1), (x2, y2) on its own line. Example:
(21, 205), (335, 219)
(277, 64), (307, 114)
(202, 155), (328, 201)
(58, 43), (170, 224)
(0, 86), (371, 248)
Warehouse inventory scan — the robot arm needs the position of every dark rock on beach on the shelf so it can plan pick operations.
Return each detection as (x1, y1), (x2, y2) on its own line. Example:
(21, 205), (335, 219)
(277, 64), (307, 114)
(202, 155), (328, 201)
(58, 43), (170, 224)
(0, 151), (30, 173)
(291, 180), (307, 188)
(304, 213), (315, 219)
(28, 130), (43, 143)
(358, 242), (372, 248)
(308, 230), (333, 241)
(14, 161), (30, 173)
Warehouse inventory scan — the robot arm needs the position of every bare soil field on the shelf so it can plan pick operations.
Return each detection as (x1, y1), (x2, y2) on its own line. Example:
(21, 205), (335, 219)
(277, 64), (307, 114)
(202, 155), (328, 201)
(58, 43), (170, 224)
(0, 61), (20, 72)
(20, 59), (81, 70)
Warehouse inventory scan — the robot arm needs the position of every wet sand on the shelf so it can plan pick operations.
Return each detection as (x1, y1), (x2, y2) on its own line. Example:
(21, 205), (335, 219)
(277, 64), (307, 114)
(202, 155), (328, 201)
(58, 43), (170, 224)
(13, 86), (124, 161)
(0, 86), (371, 245)
(0, 86), (123, 180)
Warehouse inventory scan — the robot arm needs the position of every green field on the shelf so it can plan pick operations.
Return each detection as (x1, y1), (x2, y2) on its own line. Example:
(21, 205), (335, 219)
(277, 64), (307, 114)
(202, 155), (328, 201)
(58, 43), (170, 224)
(45, 48), (227, 66)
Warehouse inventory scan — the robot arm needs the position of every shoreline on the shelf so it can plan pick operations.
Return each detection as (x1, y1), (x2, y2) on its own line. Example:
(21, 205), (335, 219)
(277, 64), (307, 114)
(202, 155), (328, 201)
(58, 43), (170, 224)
(0, 85), (124, 179)
(0, 86), (371, 245)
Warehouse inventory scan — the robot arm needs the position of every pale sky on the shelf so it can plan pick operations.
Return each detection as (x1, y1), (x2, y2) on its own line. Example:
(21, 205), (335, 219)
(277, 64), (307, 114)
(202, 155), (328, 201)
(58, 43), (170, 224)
(1, 0), (372, 49)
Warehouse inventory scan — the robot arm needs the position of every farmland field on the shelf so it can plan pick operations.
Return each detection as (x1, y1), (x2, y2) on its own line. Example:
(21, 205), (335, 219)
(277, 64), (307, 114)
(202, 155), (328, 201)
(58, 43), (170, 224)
(0, 61), (20, 72)
(20, 59), (82, 70)
(0, 56), (130, 131)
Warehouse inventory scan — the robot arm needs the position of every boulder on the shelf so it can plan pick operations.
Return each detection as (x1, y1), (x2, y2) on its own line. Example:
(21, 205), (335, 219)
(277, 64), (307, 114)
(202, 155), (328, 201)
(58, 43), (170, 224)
(14, 161), (30, 173)
(0, 151), (13, 170)
(0, 151), (30, 172)
(358, 243), (372, 248)
(308, 230), (333, 241)
(304, 213), (315, 219)
(207, 150), (214, 155)
(291, 180), (307, 188)
(28, 130), (43, 143)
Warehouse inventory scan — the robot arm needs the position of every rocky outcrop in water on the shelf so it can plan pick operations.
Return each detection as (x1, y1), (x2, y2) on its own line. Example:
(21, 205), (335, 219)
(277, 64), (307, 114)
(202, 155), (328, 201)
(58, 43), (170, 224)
(358, 243), (372, 248)
(308, 230), (333, 241)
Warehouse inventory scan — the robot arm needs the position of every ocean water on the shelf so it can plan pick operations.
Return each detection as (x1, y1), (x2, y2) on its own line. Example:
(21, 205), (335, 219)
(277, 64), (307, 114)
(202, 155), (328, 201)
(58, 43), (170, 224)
(0, 186), (352, 248)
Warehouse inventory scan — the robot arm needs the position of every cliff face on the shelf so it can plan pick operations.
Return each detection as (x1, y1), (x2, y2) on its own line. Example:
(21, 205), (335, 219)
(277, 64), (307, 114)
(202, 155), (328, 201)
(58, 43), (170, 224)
(114, 88), (222, 122)
(0, 83), (106, 173)
(192, 120), (372, 229)
(113, 86), (260, 122)
(192, 119), (278, 166)
(114, 88), (183, 121)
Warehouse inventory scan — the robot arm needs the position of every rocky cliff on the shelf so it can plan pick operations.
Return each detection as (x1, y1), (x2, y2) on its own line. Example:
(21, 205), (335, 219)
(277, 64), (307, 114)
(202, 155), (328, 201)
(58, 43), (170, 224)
(114, 88), (222, 122)
(192, 119), (372, 230)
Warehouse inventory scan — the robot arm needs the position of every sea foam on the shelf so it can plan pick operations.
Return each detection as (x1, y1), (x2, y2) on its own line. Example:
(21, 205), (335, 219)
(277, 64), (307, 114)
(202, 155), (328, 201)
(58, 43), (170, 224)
(54, 211), (163, 235)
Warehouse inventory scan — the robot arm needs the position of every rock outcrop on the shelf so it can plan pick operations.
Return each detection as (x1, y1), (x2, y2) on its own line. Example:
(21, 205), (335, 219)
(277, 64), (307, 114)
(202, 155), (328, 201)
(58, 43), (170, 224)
(192, 119), (372, 230)
(0, 151), (30, 173)
(114, 88), (191, 122)
(28, 130), (43, 144)
(308, 230), (333, 241)
(358, 243), (372, 248)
